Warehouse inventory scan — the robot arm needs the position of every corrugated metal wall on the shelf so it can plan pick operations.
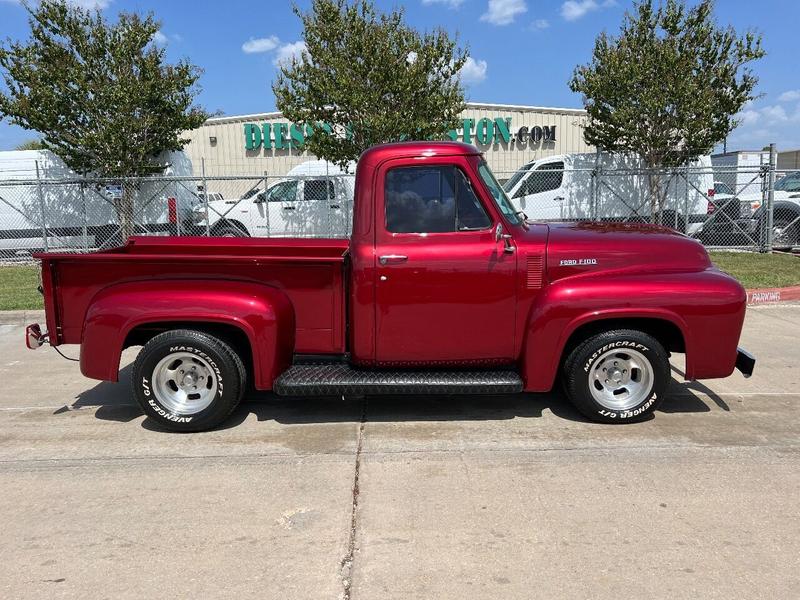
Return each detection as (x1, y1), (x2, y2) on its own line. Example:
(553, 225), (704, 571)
(184, 103), (592, 177)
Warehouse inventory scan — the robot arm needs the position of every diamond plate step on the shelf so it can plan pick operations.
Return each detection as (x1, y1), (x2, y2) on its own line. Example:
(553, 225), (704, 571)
(273, 364), (523, 396)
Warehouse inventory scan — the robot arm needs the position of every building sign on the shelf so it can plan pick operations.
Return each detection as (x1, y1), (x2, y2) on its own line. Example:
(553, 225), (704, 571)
(243, 117), (556, 151)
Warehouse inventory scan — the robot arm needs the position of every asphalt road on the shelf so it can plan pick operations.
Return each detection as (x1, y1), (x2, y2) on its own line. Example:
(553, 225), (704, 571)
(0, 305), (798, 599)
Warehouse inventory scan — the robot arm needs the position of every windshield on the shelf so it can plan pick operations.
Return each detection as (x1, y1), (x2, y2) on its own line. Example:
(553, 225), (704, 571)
(775, 172), (800, 192)
(477, 160), (522, 225)
(502, 162), (534, 192)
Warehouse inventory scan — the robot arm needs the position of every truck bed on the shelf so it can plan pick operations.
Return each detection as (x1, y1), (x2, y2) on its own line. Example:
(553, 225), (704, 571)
(36, 236), (350, 354)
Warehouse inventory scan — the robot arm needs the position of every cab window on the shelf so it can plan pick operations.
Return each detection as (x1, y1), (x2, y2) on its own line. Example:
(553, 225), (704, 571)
(385, 165), (491, 233)
(267, 180), (298, 202)
(303, 179), (336, 202)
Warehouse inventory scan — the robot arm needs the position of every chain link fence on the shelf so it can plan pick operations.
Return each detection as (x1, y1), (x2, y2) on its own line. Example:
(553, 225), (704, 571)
(0, 152), (797, 263)
(0, 170), (356, 262)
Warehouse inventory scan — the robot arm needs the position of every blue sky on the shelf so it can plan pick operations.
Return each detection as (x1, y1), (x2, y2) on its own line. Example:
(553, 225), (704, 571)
(1, 0), (799, 152)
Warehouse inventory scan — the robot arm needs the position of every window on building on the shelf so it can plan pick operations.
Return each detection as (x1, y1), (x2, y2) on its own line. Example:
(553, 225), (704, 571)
(385, 166), (491, 233)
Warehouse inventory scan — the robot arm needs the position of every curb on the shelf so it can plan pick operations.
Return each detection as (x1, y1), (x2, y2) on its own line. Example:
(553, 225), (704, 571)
(0, 309), (45, 325)
(746, 285), (800, 305)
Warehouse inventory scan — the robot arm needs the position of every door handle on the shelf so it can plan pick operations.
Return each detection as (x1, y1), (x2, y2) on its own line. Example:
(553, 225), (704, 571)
(379, 254), (408, 265)
(330, 204), (340, 209)
(283, 206), (296, 210)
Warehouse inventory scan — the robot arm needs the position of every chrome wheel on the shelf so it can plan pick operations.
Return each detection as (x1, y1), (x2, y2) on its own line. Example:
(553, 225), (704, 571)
(589, 348), (654, 411)
(772, 218), (797, 248)
(152, 352), (218, 415)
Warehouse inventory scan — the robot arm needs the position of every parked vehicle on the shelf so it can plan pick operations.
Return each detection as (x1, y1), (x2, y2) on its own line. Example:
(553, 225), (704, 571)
(193, 161), (355, 238)
(502, 153), (716, 235)
(0, 150), (197, 256)
(703, 173), (800, 249)
(27, 141), (754, 432)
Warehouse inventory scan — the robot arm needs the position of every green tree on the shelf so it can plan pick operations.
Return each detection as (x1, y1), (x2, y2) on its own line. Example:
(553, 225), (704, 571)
(0, 0), (209, 239)
(14, 139), (45, 151)
(569, 0), (764, 221)
(273, 0), (468, 169)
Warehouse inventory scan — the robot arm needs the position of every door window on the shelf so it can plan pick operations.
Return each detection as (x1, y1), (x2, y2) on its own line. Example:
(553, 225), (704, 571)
(514, 162), (564, 198)
(385, 166), (491, 233)
(303, 179), (336, 202)
(267, 180), (298, 202)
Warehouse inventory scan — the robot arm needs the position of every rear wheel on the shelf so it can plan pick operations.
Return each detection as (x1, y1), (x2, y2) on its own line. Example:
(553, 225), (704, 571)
(132, 329), (246, 432)
(213, 221), (250, 238)
(562, 329), (669, 423)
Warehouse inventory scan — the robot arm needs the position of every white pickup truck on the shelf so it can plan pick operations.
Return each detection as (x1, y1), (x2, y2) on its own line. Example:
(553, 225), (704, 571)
(193, 161), (355, 239)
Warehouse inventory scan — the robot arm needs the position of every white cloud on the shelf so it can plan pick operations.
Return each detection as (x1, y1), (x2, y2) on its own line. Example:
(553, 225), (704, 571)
(778, 90), (800, 103)
(531, 18), (550, 30)
(241, 36), (280, 54)
(480, 0), (527, 26)
(152, 30), (168, 46)
(273, 41), (308, 67)
(460, 56), (488, 84)
(65, 0), (111, 8)
(727, 102), (800, 150)
(421, 0), (465, 7)
(762, 105), (789, 122)
(561, 0), (615, 21)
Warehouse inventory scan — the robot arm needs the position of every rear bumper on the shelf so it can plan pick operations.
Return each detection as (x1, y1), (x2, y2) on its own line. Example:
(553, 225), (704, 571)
(735, 347), (756, 378)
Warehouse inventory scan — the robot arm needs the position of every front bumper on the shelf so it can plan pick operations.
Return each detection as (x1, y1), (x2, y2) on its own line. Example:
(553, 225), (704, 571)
(735, 347), (756, 378)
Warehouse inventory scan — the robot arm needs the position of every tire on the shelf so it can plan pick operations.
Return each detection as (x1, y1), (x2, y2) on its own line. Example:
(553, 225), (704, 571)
(771, 213), (799, 250)
(132, 329), (246, 432)
(213, 222), (249, 238)
(562, 329), (669, 423)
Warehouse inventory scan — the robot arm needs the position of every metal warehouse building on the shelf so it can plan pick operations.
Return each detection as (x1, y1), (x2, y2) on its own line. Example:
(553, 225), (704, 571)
(184, 102), (591, 178)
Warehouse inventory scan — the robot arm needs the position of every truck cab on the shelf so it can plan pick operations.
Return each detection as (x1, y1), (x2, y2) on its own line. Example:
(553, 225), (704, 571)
(27, 142), (754, 432)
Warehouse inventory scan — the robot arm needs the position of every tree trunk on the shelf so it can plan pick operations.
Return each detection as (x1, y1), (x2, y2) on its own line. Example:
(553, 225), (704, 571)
(647, 170), (660, 224)
(114, 184), (136, 242)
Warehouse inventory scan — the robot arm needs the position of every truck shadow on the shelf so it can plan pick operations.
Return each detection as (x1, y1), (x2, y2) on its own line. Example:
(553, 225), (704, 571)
(67, 364), (723, 431)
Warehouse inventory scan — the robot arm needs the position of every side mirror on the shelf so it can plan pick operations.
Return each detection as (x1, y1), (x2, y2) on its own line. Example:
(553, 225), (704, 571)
(495, 223), (515, 254)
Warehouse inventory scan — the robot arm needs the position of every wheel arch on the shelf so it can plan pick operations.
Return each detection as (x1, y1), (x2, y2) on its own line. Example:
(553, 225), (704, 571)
(211, 218), (250, 236)
(80, 279), (295, 389)
(522, 305), (690, 392)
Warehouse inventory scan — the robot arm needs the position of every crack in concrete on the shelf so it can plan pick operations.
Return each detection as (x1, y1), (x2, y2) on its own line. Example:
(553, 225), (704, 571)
(339, 396), (367, 600)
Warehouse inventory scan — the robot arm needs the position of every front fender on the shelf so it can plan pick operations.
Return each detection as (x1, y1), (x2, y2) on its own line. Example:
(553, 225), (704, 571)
(81, 279), (295, 389)
(521, 269), (746, 391)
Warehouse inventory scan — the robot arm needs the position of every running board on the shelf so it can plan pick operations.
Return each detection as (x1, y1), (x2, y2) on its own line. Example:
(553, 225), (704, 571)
(273, 364), (523, 396)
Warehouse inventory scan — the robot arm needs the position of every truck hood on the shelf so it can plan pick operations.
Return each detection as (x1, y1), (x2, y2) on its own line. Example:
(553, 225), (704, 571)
(541, 221), (711, 281)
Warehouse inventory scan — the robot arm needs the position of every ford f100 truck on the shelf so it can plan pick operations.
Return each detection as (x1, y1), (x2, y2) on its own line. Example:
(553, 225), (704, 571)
(26, 142), (755, 432)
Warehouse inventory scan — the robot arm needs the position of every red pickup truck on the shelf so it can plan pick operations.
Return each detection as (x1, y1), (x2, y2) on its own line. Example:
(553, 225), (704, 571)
(27, 141), (754, 431)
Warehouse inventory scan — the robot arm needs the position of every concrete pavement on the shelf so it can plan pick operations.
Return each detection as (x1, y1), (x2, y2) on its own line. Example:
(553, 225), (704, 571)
(0, 305), (798, 599)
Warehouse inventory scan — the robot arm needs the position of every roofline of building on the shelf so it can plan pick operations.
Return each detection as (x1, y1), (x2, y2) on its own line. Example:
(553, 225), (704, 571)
(202, 101), (587, 126)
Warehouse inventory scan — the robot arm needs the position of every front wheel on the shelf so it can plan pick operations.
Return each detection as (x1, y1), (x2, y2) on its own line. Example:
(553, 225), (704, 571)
(562, 329), (670, 423)
(132, 329), (246, 432)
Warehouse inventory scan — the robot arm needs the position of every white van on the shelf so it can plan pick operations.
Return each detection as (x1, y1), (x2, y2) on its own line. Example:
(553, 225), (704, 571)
(502, 153), (716, 235)
(0, 149), (196, 256)
(196, 160), (356, 238)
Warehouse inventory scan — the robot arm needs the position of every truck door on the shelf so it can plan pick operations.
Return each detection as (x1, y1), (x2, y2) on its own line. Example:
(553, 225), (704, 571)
(300, 178), (338, 237)
(510, 161), (565, 221)
(252, 180), (298, 237)
(374, 161), (517, 365)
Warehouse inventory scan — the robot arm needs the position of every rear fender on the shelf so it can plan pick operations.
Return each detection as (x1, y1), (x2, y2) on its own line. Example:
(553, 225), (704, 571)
(81, 279), (295, 389)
